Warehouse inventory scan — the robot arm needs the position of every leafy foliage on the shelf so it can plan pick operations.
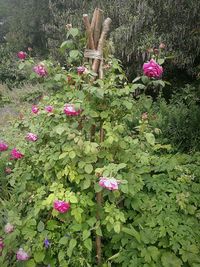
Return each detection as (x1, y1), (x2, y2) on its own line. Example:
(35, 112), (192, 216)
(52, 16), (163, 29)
(0, 53), (200, 267)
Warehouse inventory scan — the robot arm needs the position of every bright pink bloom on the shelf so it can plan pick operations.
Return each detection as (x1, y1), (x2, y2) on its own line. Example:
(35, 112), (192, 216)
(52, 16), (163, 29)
(4, 223), (14, 234)
(0, 142), (8, 152)
(77, 66), (87, 75)
(10, 148), (24, 160)
(53, 200), (70, 213)
(0, 238), (4, 255)
(143, 59), (163, 78)
(45, 106), (54, 113)
(17, 51), (27, 60)
(5, 167), (12, 174)
(33, 64), (48, 77)
(99, 177), (119, 191)
(32, 105), (39, 114)
(26, 133), (38, 142)
(64, 104), (81, 116)
(16, 248), (29, 261)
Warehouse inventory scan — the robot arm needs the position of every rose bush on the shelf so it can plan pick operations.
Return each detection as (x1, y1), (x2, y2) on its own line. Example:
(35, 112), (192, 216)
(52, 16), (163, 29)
(0, 40), (200, 267)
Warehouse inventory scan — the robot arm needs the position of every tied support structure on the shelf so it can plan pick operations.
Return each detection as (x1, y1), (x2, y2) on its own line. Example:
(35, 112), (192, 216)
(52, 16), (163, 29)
(83, 8), (112, 80)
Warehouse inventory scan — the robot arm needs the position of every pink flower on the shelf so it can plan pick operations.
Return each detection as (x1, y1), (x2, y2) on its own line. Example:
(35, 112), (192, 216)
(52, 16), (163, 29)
(10, 148), (24, 160)
(0, 238), (4, 250)
(5, 167), (12, 174)
(99, 177), (119, 191)
(53, 200), (70, 213)
(16, 248), (29, 261)
(33, 64), (48, 77)
(4, 223), (14, 234)
(64, 104), (81, 116)
(0, 238), (4, 255)
(77, 66), (87, 75)
(141, 112), (148, 120)
(26, 133), (38, 142)
(0, 142), (8, 152)
(45, 106), (54, 113)
(159, 43), (166, 49)
(143, 59), (163, 78)
(17, 51), (27, 60)
(32, 105), (39, 114)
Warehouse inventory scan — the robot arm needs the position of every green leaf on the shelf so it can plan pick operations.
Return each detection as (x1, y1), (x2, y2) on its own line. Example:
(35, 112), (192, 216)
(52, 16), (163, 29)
(82, 179), (91, 189)
(83, 238), (92, 251)
(34, 251), (45, 263)
(122, 226), (141, 243)
(69, 50), (80, 59)
(157, 58), (165, 65)
(69, 195), (78, 203)
(69, 151), (76, 159)
(26, 259), (36, 267)
(145, 133), (155, 146)
(67, 239), (77, 257)
(59, 236), (69, 245)
(114, 222), (121, 233)
(37, 221), (45, 232)
(82, 229), (90, 241)
(84, 164), (93, 174)
(68, 28), (79, 37)
(161, 252), (182, 267)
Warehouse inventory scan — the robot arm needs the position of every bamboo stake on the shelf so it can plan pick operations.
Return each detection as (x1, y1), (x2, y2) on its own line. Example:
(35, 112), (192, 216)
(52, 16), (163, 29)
(83, 14), (95, 50)
(90, 8), (98, 38)
(92, 18), (112, 75)
(93, 8), (103, 49)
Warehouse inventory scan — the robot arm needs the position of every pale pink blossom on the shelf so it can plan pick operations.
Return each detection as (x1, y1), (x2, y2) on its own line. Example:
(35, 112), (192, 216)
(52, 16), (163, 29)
(32, 105), (39, 114)
(26, 133), (38, 142)
(10, 148), (24, 160)
(99, 177), (119, 191)
(53, 200), (70, 213)
(141, 112), (148, 120)
(77, 66), (87, 75)
(143, 59), (163, 78)
(45, 106), (54, 113)
(4, 223), (14, 234)
(159, 43), (166, 49)
(16, 248), (29, 261)
(5, 167), (12, 174)
(17, 51), (27, 60)
(64, 104), (81, 116)
(0, 142), (8, 152)
(33, 64), (48, 77)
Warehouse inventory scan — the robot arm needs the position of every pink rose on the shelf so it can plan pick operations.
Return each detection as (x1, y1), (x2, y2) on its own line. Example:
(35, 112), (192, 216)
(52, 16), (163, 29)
(10, 148), (24, 160)
(64, 104), (81, 116)
(141, 112), (148, 120)
(0, 142), (8, 152)
(0, 238), (4, 255)
(16, 248), (29, 261)
(33, 64), (48, 77)
(99, 177), (119, 191)
(26, 133), (38, 142)
(159, 43), (166, 49)
(17, 51), (27, 60)
(53, 200), (70, 213)
(4, 223), (14, 234)
(45, 106), (54, 113)
(143, 59), (163, 78)
(32, 105), (39, 114)
(77, 66), (87, 75)
(5, 167), (12, 174)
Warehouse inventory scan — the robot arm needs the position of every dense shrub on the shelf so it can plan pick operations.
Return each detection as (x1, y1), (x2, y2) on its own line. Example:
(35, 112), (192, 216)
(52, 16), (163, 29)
(0, 56), (200, 267)
(149, 85), (200, 152)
